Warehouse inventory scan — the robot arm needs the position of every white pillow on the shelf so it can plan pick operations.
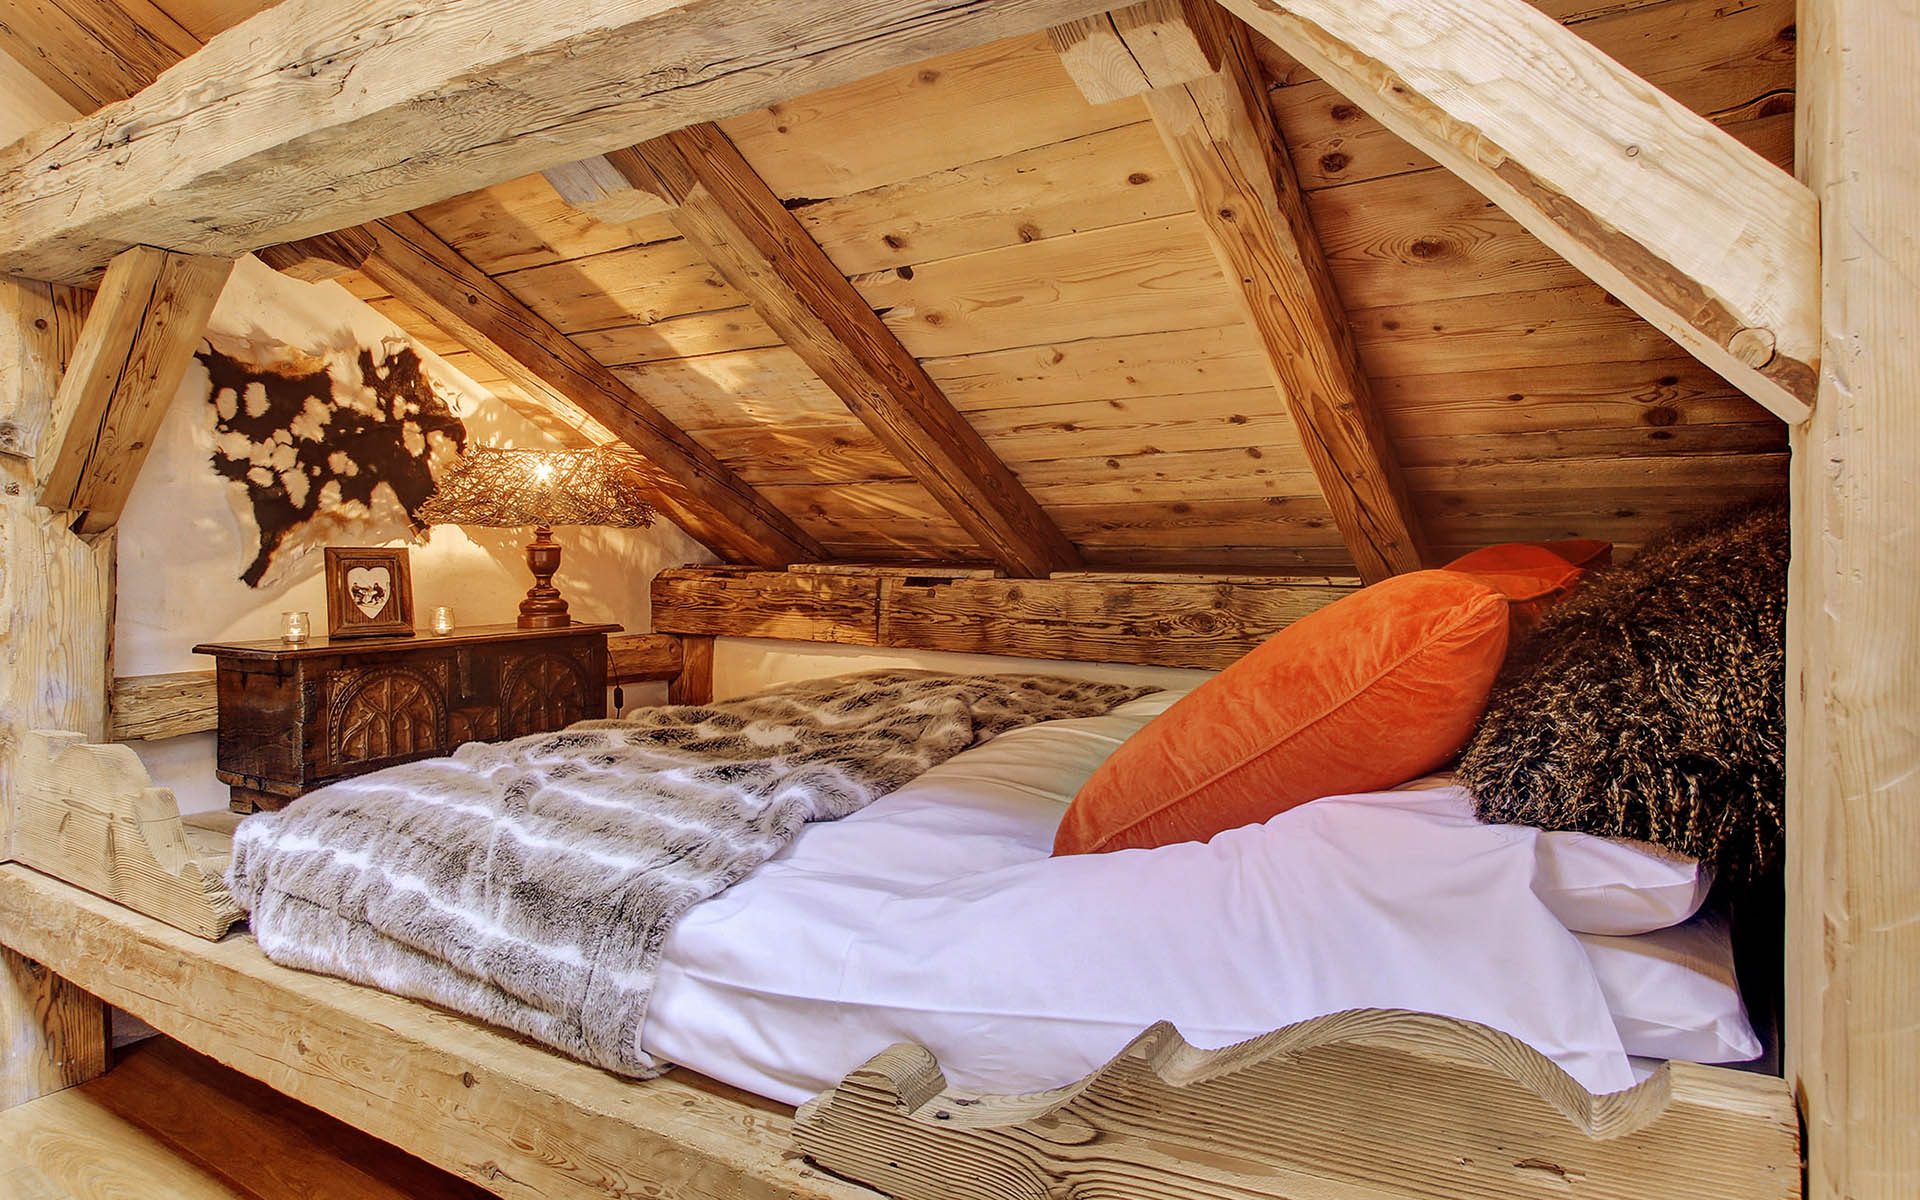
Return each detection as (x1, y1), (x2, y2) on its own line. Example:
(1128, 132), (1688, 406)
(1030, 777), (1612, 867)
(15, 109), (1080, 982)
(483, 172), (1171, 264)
(1396, 775), (1711, 935)
(1535, 830), (1711, 934)
(1578, 911), (1762, 1064)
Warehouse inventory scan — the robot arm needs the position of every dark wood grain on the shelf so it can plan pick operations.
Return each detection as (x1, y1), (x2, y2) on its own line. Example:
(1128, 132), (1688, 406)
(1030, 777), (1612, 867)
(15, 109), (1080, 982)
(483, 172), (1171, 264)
(651, 569), (881, 644)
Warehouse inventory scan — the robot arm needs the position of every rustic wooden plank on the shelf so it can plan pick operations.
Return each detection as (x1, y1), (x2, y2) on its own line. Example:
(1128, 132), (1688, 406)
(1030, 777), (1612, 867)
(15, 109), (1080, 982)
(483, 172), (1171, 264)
(795, 1011), (1799, 1200)
(256, 228), (379, 282)
(719, 34), (1143, 203)
(1790, 3), (1920, 1197)
(12, 732), (242, 940)
(0, 867), (879, 1200)
(606, 633), (685, 683)
(1220, 0), (1817, 422)
(0, 946), (106, 1111)
(880, 573), (1346, 668)
(0, 0), (197, 112)
(1116, 2), (1424, 581)
(354, 215), (821, 567)
(0, 278), (90, 461)
(35, 245), (233, 535)
(110, 670), (217, 740)
(0, 0), (1132, 285)
(412, 174), (682, 277)
(541, 156), (677, 224)
(651, 568), (881, 645)
(625, 125), (1081, 578)
(668, 636), (716, 705)
(853, 213), (1243, 358)
(925, 325), (1270, 412)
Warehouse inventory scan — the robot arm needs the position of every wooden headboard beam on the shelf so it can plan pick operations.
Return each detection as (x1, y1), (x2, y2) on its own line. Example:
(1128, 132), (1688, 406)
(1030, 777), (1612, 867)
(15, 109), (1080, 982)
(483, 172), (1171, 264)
(652, 566), (1355, 670)
(1219, 0), (1819, 423)
(0, 0), (1132, 286)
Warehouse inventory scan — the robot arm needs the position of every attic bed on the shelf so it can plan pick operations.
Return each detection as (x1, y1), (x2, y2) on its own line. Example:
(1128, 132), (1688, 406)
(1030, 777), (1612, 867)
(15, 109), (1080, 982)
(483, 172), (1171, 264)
(0, 0), (1909, 1199)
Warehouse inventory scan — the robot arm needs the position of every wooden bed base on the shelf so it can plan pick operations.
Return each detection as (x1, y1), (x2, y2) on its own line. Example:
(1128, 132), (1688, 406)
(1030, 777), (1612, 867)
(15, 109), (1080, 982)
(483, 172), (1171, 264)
(0, 861), (1799, 1200)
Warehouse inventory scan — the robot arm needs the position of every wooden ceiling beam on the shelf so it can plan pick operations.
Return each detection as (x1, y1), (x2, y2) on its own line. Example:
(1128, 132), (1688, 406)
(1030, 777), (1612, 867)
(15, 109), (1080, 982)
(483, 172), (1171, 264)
(1216, 0), (1818, 423)
(1053, 0), (1426, 582)
(36, 246), (233, 536)
(254, 229), (378, 283)
(0, 0), (1128, 286)
(595, 125), (1082, 578)
(348, 215), (821, 567)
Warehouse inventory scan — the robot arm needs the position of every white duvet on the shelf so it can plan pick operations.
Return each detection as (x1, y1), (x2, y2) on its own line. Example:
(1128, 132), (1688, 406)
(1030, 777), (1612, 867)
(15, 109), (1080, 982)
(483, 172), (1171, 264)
(647, 692), (1647, 1102)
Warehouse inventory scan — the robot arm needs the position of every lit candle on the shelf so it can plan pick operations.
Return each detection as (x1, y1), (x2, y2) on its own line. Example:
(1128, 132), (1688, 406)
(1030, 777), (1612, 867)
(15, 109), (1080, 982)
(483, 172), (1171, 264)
(430, 605), (456, 636)
(281, 611), (311, 643)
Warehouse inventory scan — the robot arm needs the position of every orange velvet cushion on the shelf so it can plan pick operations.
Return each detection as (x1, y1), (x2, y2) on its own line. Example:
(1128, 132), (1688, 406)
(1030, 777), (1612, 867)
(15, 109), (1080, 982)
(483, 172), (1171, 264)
(1443, 543), (1588, 635)
(1053, 570), (1511, 857)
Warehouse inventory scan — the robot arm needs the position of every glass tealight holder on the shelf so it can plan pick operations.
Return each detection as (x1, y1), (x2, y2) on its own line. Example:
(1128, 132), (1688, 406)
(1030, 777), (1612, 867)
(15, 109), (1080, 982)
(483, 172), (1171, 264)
(280, 610), (311, 644)
(430, 605), (456, 636)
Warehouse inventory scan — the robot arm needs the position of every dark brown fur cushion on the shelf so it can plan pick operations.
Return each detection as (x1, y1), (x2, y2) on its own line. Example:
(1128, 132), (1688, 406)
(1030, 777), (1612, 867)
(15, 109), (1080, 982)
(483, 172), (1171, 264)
(1458, 500), (1787, 880)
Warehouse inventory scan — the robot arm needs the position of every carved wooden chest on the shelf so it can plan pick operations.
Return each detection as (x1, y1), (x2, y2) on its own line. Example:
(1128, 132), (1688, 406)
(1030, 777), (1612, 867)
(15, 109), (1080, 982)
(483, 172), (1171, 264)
(193, 623), (618, 812)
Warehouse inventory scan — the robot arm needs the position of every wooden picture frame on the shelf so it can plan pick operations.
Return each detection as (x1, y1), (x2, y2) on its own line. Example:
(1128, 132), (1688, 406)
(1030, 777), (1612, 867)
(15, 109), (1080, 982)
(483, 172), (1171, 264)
(323, 546), (414, 638)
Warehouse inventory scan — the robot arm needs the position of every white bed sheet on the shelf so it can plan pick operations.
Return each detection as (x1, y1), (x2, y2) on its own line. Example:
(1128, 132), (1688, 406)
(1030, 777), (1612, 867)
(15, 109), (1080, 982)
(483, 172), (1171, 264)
(646, 692), (1646, 1104)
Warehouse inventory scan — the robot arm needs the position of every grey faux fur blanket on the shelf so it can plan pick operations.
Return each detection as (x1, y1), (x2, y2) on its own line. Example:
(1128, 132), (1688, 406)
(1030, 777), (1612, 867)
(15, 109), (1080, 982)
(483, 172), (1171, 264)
(226, 670), (1152, 1076)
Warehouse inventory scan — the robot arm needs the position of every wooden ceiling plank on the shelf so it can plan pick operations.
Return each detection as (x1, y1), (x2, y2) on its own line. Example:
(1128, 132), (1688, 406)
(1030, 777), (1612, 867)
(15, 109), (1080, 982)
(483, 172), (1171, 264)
(35, 245), (233, 536)
(254, 228), (378, 282)
(1218, 0), (1817, 423)
(1053, 0), (1426, 582)
(0, 0), (1129, 286)
(346, 215), (821, 567)
(606, 124), (1083, 578)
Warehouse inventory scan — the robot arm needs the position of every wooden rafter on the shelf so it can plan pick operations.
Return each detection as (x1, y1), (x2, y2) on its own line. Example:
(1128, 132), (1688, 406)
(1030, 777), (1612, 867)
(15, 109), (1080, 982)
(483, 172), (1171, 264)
(35, 245), (233, 536)
(255, 229), (378, 283)
(1052, 0), (1425, 582)
(0, 0), (197, 112)
(1217, 0), (1819, 423)
(0, 0), (1128, 286)
(563, 126), (1081, 578)
(347, 216), (821, 567)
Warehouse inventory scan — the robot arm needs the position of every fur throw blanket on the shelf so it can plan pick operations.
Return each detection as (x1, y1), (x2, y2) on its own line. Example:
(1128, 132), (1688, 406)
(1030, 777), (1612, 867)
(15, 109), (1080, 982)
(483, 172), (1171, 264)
(1460, 501), (1788, 880)
(227, 670), (1153, 1076)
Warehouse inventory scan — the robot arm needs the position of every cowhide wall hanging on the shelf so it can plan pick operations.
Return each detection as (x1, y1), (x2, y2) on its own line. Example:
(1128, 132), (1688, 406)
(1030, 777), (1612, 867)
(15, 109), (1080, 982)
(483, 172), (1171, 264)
(199, 332), (468, 588)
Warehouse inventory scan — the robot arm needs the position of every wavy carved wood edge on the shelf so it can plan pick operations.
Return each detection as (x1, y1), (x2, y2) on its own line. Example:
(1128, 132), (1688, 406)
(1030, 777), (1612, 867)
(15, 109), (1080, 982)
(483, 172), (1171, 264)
(13, 730), (241, 939)
(793, 1007), (1801, 1200)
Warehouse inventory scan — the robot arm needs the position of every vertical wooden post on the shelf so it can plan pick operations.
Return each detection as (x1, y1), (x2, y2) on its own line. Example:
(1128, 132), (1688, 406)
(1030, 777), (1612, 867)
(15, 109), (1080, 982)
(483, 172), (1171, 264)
(1, 277), (115, 865)
(668, 635), (716, 706)
(1789, 3), (1920, 1197)
(0, 947), (107, 1110)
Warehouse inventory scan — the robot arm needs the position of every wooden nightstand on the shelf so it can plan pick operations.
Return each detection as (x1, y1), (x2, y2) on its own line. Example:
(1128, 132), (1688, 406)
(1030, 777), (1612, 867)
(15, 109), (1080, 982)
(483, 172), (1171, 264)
(193, 622), (619, 812)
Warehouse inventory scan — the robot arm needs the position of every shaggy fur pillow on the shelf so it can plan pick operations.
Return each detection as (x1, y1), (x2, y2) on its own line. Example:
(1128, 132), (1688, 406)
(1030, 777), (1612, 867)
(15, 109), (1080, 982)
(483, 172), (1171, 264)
(1458, 500), (1787, 880)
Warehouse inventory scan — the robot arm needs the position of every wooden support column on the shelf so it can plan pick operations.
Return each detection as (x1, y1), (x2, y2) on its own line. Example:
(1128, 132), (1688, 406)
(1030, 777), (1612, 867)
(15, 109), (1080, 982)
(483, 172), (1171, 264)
(1, 946), (107, 1110)
(352, 215), (821, 568)
(1217, 0), (1819, 424)
(0, 276), (113, 1105)
(1052, 1), (1424, 582)
(668, 636), (716, 706)
(1789, 3), (1920, 1197)
(574, 127), (1081, 578)
(35, 245), (233, 535)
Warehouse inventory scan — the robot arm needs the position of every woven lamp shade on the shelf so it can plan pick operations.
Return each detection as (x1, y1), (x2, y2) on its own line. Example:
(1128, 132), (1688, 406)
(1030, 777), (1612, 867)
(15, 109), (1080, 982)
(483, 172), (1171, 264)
(418, 447), (657, 529)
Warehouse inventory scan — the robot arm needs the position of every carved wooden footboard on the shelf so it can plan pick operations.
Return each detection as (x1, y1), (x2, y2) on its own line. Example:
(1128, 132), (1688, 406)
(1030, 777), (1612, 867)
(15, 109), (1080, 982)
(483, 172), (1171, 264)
(793, 1009), (1800, 1200)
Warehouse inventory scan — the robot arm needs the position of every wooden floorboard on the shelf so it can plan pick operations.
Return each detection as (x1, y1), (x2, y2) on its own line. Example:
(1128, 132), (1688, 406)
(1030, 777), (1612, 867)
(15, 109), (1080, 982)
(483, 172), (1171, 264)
(0, 1038), (492, 1200)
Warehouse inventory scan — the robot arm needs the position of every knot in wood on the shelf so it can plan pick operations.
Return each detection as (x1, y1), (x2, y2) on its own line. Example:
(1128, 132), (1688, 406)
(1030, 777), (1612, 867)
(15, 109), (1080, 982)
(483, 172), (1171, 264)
(1728, 326), (1778, 368)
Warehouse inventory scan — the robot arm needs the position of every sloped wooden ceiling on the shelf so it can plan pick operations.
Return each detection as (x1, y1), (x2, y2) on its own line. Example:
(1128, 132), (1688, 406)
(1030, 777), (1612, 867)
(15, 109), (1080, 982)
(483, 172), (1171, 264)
(1, 0), (1792, 570)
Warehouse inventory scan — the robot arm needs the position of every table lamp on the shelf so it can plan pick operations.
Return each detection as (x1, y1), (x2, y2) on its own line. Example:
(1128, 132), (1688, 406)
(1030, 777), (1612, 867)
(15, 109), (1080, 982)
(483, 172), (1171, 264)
(418, 446), (655, 628)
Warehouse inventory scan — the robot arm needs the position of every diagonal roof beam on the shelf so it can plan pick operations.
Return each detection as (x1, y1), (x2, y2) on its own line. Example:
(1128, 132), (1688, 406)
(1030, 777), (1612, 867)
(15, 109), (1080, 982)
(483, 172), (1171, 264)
(0, 0), (1130, 286)
(1052, 0), (1426, 581)
(1215, 0), (1818, 423)
(342, 216), (821, 567)
(552, 126), (1082, 578)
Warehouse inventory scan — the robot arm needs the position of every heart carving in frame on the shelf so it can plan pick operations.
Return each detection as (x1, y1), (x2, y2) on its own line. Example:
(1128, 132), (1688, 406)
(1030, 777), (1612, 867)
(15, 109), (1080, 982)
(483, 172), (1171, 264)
(346, 566), (392, 620)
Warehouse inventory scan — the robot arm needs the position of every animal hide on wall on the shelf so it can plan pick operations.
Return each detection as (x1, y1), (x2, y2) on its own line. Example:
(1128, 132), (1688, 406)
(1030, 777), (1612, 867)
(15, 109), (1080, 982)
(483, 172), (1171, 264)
(200, 333), (468, 588)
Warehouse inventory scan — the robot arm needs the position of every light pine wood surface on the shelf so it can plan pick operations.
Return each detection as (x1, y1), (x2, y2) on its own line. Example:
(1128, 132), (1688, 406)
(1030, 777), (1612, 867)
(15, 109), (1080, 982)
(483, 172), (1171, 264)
(1789, 1), (1920, 1197)
(0, 1037), (493, 1199)
(0, 946), (105, 1111)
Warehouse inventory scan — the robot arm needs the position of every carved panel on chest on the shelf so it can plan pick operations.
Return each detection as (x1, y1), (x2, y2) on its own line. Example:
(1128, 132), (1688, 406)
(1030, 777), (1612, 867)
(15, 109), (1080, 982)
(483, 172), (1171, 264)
(196, 623), (617, 812)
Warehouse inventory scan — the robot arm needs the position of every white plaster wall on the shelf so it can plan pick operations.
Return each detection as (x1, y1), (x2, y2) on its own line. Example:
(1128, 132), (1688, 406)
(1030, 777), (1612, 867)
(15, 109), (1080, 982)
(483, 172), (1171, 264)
(712, 638), (1215, 702)
(117, 257), (709, 811)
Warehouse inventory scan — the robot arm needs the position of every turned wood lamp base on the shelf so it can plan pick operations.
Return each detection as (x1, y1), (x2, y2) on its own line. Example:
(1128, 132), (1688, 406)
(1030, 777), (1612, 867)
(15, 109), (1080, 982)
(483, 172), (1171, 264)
(518, 525), (572, 629)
